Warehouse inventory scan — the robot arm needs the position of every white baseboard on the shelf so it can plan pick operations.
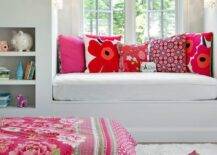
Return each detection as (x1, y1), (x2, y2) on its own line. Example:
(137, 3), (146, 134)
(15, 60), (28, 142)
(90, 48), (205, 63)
(130, 127), (217, 143)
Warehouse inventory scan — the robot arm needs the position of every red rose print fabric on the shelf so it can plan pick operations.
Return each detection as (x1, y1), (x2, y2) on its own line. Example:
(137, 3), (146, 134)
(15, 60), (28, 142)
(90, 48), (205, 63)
(119, 43), (148, 72)
(149, 34), (188, 73)
(84, 35), (121, 73)
(0, 117), (137, 155)
(186, 32), (213, 76)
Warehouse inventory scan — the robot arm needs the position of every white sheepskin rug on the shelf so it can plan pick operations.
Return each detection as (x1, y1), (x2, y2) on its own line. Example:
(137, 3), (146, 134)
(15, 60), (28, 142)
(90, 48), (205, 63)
(136, 144), (217, 155)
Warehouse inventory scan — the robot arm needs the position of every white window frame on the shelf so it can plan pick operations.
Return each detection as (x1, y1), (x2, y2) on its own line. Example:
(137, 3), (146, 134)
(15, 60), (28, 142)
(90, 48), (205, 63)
(82, 0), (183, 43)
(83, 0), (124, 35)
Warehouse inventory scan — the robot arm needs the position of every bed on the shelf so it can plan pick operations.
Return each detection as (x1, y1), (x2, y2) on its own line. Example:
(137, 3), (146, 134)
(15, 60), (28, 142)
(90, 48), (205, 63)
(0, 117), (136, 155)
(53, 73), (217, 101)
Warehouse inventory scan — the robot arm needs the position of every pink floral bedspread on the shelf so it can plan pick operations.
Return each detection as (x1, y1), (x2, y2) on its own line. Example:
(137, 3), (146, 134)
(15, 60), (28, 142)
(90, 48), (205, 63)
(0, 117), (136, 155)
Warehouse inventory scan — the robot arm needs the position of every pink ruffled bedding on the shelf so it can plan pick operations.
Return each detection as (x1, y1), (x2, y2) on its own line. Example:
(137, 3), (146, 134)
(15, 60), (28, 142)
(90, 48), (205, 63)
(0, 117), (137, 155)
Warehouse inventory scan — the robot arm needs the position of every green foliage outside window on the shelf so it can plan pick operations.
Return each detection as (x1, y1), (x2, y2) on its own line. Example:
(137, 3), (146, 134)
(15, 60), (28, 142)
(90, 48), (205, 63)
(84, 0), (175, 43)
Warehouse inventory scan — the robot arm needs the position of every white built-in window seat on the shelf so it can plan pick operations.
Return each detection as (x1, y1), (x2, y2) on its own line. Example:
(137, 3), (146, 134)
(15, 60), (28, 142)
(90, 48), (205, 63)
(53, 73), (217, 101)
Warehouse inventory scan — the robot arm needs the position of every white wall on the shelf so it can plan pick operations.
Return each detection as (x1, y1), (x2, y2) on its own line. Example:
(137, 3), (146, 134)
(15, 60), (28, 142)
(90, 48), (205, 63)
(58, 0), (73, 35)
(183, 0), (204, 32)
(58, 0), (82, 35)
(204, 8), (217, 77)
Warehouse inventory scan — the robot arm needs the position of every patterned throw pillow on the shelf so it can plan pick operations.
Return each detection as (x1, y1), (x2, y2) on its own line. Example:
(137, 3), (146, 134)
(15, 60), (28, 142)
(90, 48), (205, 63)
(118, 43), (148, 72)
(186, 32), (213, 76)
(149, 34), (187, 73)
(84, 35), (121, 73)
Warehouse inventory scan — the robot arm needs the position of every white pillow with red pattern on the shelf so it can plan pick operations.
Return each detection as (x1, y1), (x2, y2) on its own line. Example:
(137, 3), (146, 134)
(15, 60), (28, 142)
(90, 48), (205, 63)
(84, 35), (122, 73)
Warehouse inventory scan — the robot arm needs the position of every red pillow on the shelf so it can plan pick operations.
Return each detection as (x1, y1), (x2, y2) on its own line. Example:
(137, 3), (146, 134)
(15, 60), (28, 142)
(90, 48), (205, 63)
(149, 34), (188, 73)
(186, 32), (213, 76)
(84, 35), (121, 73)
(119, 43), (148, 72)
(58, 35), (85, 73)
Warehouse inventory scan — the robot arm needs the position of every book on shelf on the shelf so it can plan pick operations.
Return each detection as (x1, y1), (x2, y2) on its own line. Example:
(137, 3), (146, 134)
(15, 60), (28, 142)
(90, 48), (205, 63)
(24, 61), (35, 80)
(29, 62), (35, 80)
(0, 67), (10, 80)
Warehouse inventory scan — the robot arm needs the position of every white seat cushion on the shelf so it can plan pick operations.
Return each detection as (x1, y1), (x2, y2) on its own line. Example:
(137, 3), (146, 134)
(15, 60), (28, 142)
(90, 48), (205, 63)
(53, 73), (217, 101)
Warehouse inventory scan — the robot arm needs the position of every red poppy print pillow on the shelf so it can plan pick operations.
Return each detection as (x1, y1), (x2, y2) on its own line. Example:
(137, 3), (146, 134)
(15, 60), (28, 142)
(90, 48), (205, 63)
(186, 32), (213, 76)
(119, 43), (148, 72)
(149, 34), (187, 73)
(84, 35), (121, 73)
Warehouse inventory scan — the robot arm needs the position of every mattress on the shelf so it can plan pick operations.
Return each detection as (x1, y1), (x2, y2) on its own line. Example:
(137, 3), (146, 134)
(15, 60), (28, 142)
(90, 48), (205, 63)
(0, 117), (136, 155)
(53, 73), (217, 101)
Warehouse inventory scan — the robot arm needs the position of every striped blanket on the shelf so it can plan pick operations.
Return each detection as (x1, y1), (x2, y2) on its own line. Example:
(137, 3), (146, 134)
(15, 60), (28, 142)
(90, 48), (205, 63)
(0, 117), (137, 155)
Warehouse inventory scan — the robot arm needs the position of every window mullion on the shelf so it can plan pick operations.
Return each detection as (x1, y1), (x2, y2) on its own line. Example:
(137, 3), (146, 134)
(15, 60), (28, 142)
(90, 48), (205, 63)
(147, 0), (150, 40)
(96, 0), (99, 35)
(109, 0), (113, 35)
(161, 0), (164, 38)
(90, 12), (93, 34)
(176, 0), (183, 33)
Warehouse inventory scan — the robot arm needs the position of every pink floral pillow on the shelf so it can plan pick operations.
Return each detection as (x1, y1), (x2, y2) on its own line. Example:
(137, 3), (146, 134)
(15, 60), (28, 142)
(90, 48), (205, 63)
(149, 34), (187, 73)
(186, 32), (213, 76)
(119, 43), (148, 72)
(58, 35), (85, 73)
(84, 35), (121, 73)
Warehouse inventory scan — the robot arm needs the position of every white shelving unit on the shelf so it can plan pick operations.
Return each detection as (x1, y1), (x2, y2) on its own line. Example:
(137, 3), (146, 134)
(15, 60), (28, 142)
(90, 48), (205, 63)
(0, 27), (36, 108)
(0, 0), (57, 116)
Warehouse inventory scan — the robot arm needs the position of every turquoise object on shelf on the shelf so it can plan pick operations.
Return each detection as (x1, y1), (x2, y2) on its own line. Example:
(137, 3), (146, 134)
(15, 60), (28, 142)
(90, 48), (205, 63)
(0, 93), (11, 108)
(16, 61), (24, 80)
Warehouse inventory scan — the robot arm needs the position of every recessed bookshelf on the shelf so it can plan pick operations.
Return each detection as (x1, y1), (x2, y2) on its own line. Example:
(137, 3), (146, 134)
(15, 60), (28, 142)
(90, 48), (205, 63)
(0, 56), (35, 79)
(0, 85), (35, 108)
(0, 27), (35, 51)
(0, 27), (36, 108)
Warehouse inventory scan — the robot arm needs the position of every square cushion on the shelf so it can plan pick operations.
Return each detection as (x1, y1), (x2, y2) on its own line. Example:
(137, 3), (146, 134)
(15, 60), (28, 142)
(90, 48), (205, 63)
(58, 35), (85, 73)
(53, 73), (217, 101)
(84, 35), (121, 73)
(149, 34), (187, 73)
(118, 43), (148, 72)
(186, 32), (213, 76)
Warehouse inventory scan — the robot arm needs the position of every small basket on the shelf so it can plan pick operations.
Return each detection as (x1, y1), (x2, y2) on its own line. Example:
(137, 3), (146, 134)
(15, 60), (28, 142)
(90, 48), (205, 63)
(0, 93), (11, 108)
